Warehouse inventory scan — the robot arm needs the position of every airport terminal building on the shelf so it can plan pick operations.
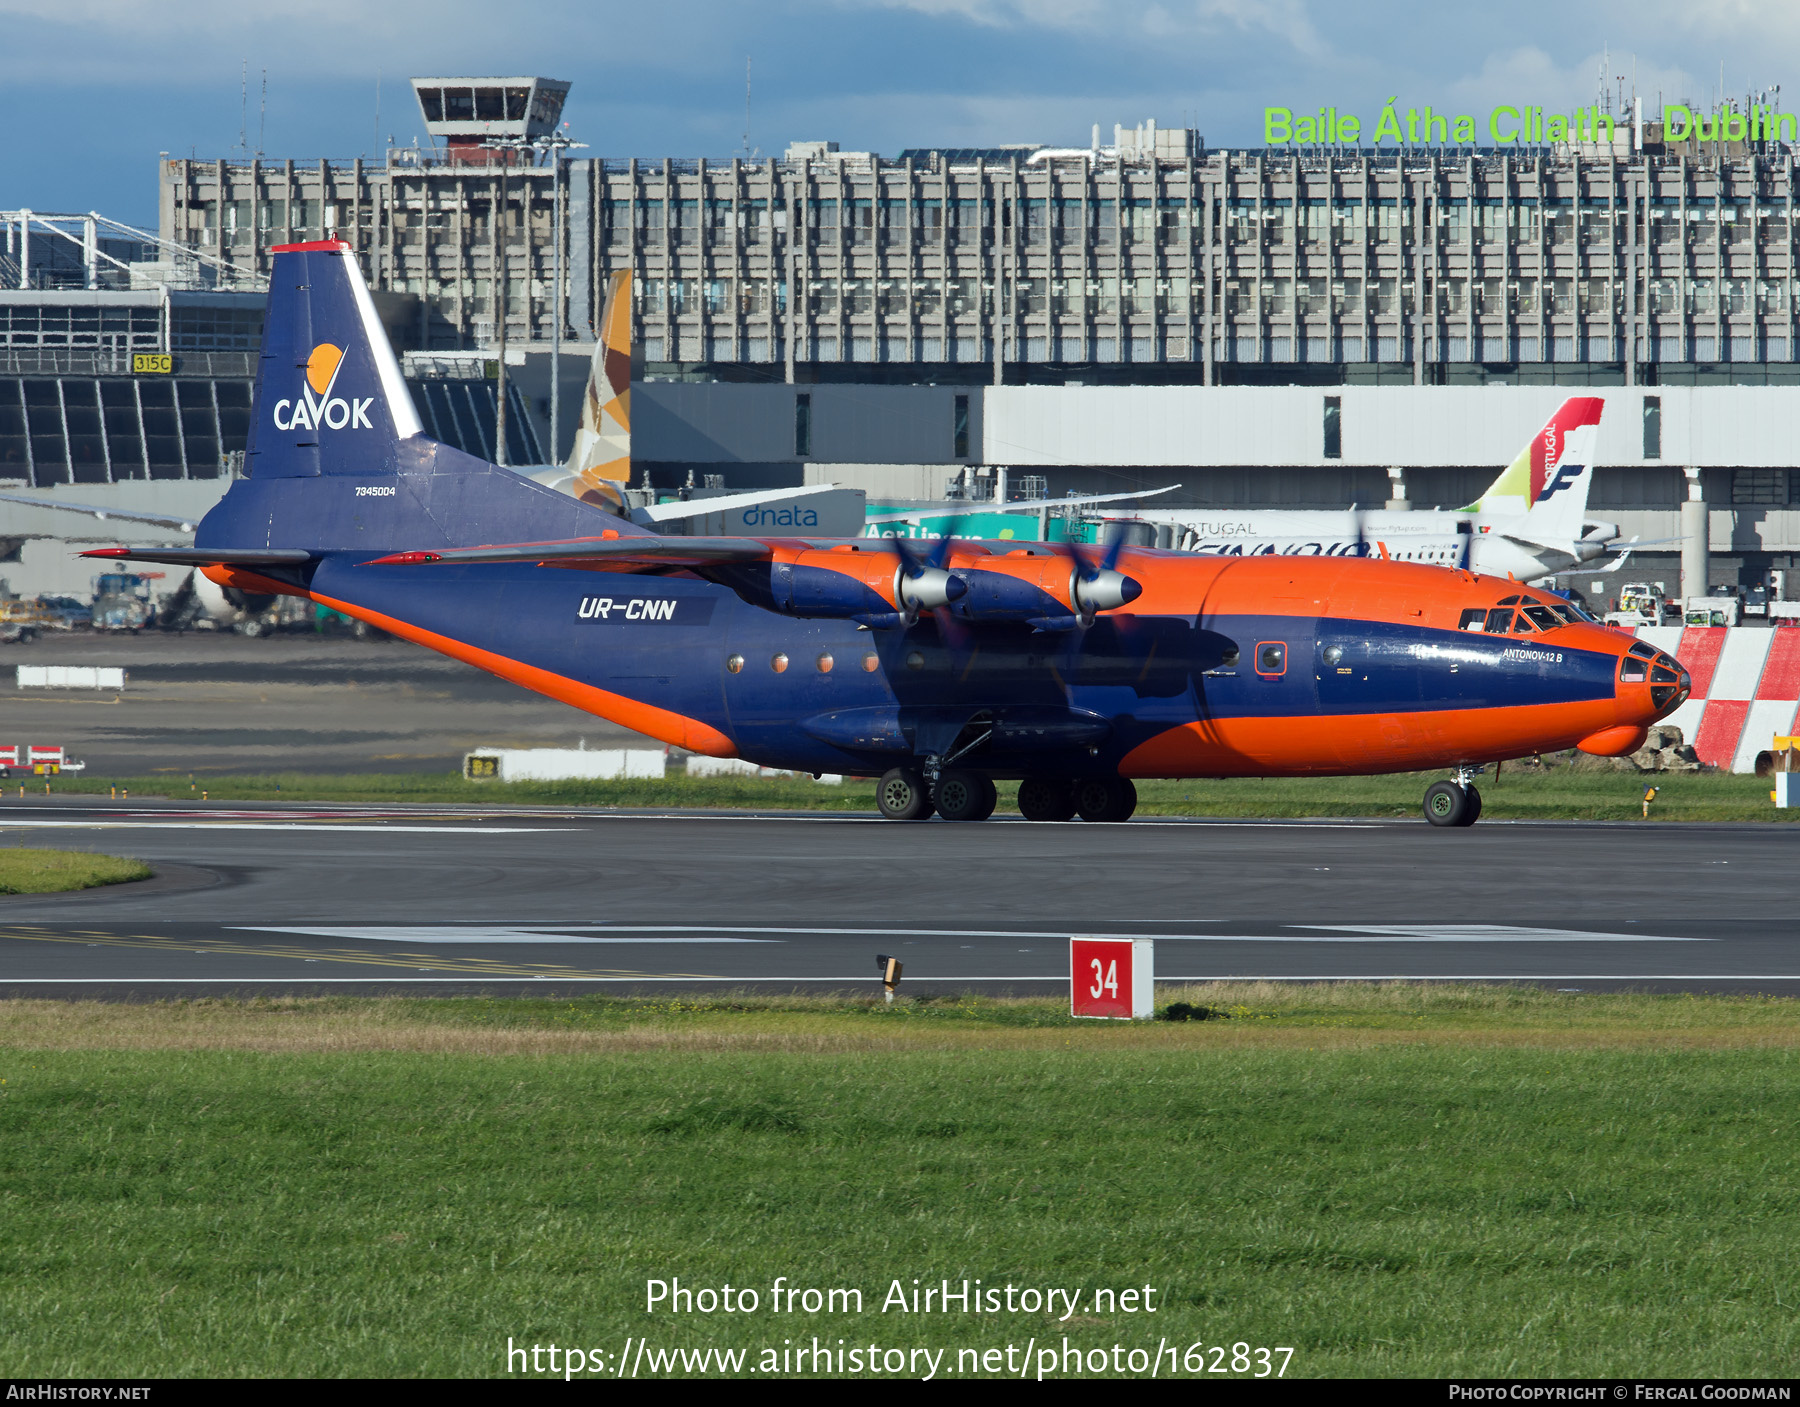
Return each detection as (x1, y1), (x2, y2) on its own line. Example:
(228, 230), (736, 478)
(6, 77), (1800, 596)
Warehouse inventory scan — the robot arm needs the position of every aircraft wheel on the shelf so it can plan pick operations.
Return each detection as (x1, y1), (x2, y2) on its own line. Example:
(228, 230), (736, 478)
(1457, 786), (1483, 827)
(1075, 777), (1138, 823)
(877, 768), (934, 821)
(934, 771), (996, 822)
(1017, 775), (1077, 822)
(1423, 780), (1470, 827)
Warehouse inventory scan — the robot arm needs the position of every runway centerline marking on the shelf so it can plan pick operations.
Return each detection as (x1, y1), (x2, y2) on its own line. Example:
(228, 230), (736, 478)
(225, 923), (1703, 943)
(237, 926), (781, 944)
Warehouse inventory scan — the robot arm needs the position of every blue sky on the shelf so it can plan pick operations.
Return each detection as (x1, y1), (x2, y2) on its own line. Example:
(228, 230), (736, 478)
(2, 0), (1794, 228)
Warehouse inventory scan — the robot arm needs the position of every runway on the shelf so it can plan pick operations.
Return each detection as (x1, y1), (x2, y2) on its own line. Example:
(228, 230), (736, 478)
(0, 798), (1792, 997)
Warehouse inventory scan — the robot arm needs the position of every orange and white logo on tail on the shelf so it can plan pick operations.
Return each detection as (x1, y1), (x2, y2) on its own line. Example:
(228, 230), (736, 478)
(271, 342), (373, 433)
(530, 271), (633, 511)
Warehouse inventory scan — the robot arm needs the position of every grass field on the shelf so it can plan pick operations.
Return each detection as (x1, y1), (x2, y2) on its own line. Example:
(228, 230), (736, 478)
(41, 766), (1798, 822)
(0, 847), (150, 894)
(2, 987), (1797, 1378)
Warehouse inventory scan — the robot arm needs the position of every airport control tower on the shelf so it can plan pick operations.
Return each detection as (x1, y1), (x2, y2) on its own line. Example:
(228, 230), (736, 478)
(410, 76), (571, 164)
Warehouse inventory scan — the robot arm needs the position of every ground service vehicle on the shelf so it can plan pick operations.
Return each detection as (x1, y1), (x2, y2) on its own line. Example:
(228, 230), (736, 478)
(88, 242), (1691, 827)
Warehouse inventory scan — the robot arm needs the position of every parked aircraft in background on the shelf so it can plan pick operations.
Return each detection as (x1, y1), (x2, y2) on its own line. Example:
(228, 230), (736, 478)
(517, 270), (856, 532)
(89, 241), (1689, 827)
(1100, 396), (1623, 580)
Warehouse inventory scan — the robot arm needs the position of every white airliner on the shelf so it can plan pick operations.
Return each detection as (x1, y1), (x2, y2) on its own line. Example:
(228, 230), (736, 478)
(1105, 396), (1623, 581)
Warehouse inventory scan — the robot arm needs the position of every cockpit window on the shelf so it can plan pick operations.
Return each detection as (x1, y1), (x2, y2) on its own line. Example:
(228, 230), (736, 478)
(1485, 607), (1516, 633)
(1544, 602), (1580, 626)
(1496, 594), (1524, 606)
(1458, 608), (1489, 632)
(1522, 604), (1562, 632)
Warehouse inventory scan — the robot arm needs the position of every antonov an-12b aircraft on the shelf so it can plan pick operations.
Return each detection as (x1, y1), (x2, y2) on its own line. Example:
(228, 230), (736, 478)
(89, 242), (1688, 827)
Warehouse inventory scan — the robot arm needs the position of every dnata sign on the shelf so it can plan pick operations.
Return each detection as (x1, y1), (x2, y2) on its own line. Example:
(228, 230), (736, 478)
(272, 343), (373, 432)
(739, 505), (820, 528)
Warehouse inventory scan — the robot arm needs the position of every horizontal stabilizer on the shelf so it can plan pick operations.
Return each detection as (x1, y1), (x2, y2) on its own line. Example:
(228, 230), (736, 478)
(81, 546), (316, 567)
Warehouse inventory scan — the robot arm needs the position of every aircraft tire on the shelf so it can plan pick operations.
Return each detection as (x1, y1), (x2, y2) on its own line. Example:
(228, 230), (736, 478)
(1017, 776), (1078, 822)
(878, 768), (934, 821)
(1075, 777), (1138, 823)
(1458, 786), (1483, 826)
(935, 771), (997, 822)
(1423, 780), (1469, 827)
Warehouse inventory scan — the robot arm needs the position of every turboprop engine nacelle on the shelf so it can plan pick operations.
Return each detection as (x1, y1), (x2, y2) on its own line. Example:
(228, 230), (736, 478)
(1072, 569), (1142, 615)
(897, 565), (965, 612)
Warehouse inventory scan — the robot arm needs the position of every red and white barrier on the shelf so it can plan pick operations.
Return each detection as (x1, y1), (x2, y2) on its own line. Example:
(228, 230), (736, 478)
(1633, 627), (1800, 772)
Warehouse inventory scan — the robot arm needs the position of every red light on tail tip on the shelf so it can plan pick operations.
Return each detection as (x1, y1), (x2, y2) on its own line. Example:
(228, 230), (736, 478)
(366, 550), (442, 565)
(80, 548), (132, 559)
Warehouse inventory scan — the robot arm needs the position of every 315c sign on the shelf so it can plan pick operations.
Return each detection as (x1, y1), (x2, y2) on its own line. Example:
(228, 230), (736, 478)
(132, 353), (172, 374)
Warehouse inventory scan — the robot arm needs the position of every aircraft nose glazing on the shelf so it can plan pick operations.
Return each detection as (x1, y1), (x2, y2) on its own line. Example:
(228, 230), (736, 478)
(1617, 642), (1689, 721)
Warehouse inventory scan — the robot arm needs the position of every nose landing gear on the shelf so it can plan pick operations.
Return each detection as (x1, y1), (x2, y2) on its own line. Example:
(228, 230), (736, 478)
(1423, 766), (1485, 828)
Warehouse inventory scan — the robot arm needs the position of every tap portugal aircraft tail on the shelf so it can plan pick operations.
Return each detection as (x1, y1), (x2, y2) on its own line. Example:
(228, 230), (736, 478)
(190, 240), (643, 555)
(1463, 395), (1604, 541)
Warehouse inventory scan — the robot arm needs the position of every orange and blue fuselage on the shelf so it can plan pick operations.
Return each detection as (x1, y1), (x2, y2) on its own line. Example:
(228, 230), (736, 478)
(152, 242), (1686, 783)
(224, 545), (1685, 781)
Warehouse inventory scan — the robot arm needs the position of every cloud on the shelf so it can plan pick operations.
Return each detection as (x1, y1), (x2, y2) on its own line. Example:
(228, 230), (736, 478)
(1193, 0), (1326, 59)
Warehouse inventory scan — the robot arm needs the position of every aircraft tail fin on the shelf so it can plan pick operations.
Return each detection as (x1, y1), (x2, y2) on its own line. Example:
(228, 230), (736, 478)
(199, 241), (641, 553)
(242, 240), (425, 481)
(1463, 396), (1604, 541)
(561, 271), (634, 507)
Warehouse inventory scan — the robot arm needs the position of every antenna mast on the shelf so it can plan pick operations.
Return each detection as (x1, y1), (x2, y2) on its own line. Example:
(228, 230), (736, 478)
(743, 56), (753, 157)
(257, 69), (267, 158)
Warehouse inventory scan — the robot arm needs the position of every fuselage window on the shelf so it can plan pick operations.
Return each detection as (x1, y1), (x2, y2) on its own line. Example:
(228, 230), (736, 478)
(1255, 641), (1288, 676)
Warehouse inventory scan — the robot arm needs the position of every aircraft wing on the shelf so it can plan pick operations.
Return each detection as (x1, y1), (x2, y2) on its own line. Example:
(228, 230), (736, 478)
(633, 484), (851, 527)
(864, 484), (1181, 526)
(0, 492), (197, 533)
(364, 536), (777, 568)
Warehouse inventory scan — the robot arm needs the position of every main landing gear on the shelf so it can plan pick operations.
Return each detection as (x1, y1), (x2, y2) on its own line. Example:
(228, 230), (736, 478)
(1018, 775), (1138, 823)
(876, 767), (996, 822)
(876, 769), (1136, 823)
(1423, 767), (1485, 828)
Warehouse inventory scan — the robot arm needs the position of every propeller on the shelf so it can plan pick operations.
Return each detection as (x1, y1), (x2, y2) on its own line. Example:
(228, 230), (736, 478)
(1063, 520), (1143, 627)
(871, 521), (968, 625)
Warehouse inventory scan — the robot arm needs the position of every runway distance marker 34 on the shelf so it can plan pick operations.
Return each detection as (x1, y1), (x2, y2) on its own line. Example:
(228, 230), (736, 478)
(86, 241), (1689, 826)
